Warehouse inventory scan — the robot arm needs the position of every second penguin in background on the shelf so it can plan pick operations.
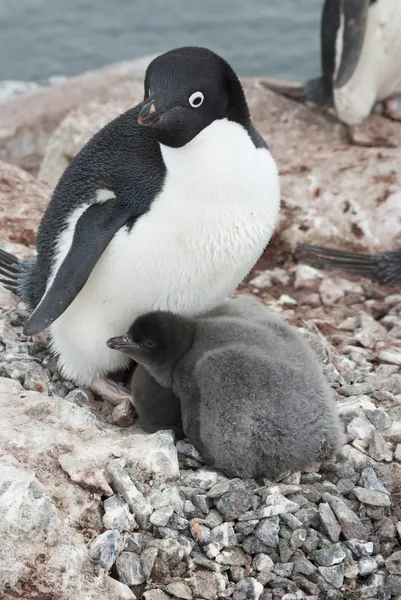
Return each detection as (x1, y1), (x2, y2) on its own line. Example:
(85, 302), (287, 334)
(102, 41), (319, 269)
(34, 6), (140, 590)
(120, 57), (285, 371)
(107, 296), (344, 480)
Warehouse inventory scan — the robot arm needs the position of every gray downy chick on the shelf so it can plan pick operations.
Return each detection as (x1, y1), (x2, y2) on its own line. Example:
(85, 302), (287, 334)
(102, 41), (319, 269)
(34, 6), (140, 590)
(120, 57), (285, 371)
(107, 297), (344, 480)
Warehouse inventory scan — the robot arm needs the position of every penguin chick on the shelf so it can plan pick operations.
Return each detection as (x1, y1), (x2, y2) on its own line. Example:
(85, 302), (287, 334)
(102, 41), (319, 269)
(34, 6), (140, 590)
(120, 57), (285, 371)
(0, 46), (280, 405)
(107, 298), (344, 480)
(296, 243), (401, 286)
(131, 365), (184, 438)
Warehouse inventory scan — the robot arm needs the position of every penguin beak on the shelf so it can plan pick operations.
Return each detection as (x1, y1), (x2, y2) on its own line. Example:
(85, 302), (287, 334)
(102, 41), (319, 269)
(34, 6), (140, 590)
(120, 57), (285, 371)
(107, 334), (140, 349)
(138, 99), (158, 126)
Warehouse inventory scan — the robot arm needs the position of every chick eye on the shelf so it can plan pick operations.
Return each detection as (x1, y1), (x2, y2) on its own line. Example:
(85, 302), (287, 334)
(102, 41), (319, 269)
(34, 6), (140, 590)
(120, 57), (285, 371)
(189, 91), (204, 108)
(144, 339), (156, 349)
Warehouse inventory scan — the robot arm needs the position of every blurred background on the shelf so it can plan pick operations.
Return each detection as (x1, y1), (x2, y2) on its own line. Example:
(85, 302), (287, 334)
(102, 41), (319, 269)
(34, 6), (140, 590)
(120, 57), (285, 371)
(0, 0), (321, 83)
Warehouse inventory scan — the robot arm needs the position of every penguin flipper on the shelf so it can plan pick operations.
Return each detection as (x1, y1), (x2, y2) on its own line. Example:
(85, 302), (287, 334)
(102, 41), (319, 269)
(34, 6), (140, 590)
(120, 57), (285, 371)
(296, 243), (401, 286)
(331, 0), (370, 89)
(0, 248), (23, 294)
(24, 200), (136, 335)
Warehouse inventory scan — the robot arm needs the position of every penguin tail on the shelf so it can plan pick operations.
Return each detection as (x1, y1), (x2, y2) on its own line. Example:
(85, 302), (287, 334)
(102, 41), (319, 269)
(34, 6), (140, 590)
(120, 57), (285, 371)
(0, 248), (23, 295)
(296, 243), (401, 286)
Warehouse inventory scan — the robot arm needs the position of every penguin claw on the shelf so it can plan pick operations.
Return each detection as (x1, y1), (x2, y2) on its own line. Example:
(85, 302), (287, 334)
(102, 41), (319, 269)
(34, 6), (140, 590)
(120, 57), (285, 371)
(90, 377), (132, 406)
(347, 125), (397, 148)
(383, 99), (401, 122)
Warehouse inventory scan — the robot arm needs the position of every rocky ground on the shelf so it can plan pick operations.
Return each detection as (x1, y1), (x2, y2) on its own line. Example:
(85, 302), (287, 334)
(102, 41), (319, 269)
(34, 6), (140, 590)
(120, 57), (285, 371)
(1, 57), (401, 600)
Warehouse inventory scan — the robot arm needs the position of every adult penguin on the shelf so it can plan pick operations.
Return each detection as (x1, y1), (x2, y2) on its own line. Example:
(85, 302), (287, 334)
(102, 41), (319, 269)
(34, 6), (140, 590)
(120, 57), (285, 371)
(263, 1), (401, 147)
(0, 46), (280, 403)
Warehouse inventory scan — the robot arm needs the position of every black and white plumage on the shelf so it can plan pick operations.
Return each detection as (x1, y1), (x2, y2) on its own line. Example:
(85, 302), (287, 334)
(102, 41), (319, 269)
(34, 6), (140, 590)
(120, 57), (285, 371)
(296, 243), (401, 286)
(263, 0), (401, 147)
(107, 296), (344, 480)
(0, 46), (280, 402)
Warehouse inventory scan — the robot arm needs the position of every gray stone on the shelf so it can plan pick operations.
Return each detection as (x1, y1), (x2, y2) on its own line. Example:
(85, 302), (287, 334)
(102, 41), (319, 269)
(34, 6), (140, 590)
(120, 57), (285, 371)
(89, 530), (123, 571)
(353, 486), (391, 507)
(343, 560), (359, 579)
(358, 556), (378, 576)
(229, 566), (245, 582)
(204, 542), (222, 559)
(361, 466), (389, 494)
(116, 551), (145, 586)
(107, 459), (153, 528)
(216, 547), (248, 566)
(111, 399), (135, 427)
(318, 565), (344, 588)
(233, 577), (264, 600)
(183, 499), (204, 520)
(140, 546), (159, 580)
(124, 532), (142, 554)
(190, 569), (221, 600)
(273, 562), (293, 578)
(192, 493), (211, 515)
(211, 522), (237, 549)
(292, 551), (316, 576)
(291, 574), (320, 596)
(183, 469), (218, 490)
(311, 543), (347, 566)
(192, 553), (223, 572)
(64, 388), (92, 407)
(235, 519), (258, 536)
(290, 528), (307, 550)
(323, 492), (367, 540)
(319, 503), (341, 542)
(149, 505), (175, 527)
(216, 489), (254, 520)
(387, 574), (401, 595)
(205, 509), (223, 528)
(368, 430), (393, 462)
(346, 539), (373, 557)
(378, 348), (401, 365)
(47, 380), (68, 397)
(386, 550), (401, 575)
(207, 480), (231, 499)
(278, 538), (294, 563)
(238, 493), (298, 521)
(255, 517), (280, 547)
(341, 382), (373, 397)
(103, 495), (134, 532)
(165, 581), (193, 599)
(280, 513), (304, 530)
(242, 535), (270, 555)
(190, 522), (211, 545)
(366, 409), (392, 431)
(143, 591), (170, 600)
(336, 478), (357, 494)
(294, 506), (319, 527)
(168, 513), (190, 531)
(301, 528), (319, 554)
(253, 553), (274, 572)
(176, 440), (203, 461)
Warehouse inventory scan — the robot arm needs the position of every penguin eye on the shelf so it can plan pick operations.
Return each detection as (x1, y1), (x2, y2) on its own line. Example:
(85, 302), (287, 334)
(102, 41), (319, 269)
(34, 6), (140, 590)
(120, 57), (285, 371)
(143, 339), (156, 349)
(189, 91), (204, 108)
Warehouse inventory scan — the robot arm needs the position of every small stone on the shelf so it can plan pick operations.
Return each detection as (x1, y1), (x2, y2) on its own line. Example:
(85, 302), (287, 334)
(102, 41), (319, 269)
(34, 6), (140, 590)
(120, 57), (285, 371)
(107, 577), (137, 600)
(116, 551), (145, 586)
(323, 493), (367, 540)
(107, 459), (153, 528)
(190, 522), (211, 545)
(183, 499), (204, 520)
(301, 528), (319, 554)
(184, 470), (218, 490)
(211, 523), (237, 548)
(216, 489), (254, 520)
(216, 547), (247, 566)
(358, 556), (378, 576)
(205, 509), (223, 528)
(47, 380), (68, 397)
(89, 530), (123, 571)
(290, 528), (307, 550)
(235, 520), (258, 536)
(386, 550), (401, 574)
(204, 542), (222, 559)
(395, 444), (401, 461)
(273, 563), (293, 578)
(230, 566), (245, 582)
(207, 480), (231, 498)
(342, 383), (373, 398)
(103, 495), (134, 532)
(311, 543), (347, 567)
(255, 517), (280, 547)
(387, 574), (401, 595)
(280, 513), (304, 530)
(233, 577), (264, 600)
(292, 552), (316, 576)
(319, 278), (345, 305)
(140, 546), (159, 580)
(111, 399), (135, 427)
(176, 440), (203, 461)
(294, 265), (323, 290)
(294, 506), (319, 527)
(239, 492), (299, 521)
(125, 533), (143, 554)
(343, 560), (359, 579)
(168, 513), (190, 531)
(353, 486), (391, 507)
(165, 581), (193, 599)
(242, 535), (270, 555)
(319, 503), (341, 543)
(346, 539), (373, 557)
(361, 466), (389, 494)
(143, 591), (170, 600)
(365, 409), (392, 432)
(64, 388), (92, 407)
(253, 553), (274, 572)
(149, 505), (175, 527)
(347, 417), (374, 440)
(278, 294), (297, 307)
(378, 348), (401, 365)
(192, 493), (212, 515)
(318, 565), (344, 588)
(367, 429), (393, 462)
(191, 570), (221, 600)
(278, 538), (294, 563)
(192, 553), (222, 572)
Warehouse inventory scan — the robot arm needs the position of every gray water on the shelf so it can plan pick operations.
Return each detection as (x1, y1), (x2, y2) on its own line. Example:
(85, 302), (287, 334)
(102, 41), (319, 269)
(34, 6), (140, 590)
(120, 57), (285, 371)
(0, 0), (322, 83)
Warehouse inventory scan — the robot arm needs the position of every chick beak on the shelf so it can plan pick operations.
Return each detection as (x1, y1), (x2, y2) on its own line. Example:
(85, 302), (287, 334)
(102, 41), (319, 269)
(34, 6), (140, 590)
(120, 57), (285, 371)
(107, 334), (139, 349)
(138, 99), (158, 126)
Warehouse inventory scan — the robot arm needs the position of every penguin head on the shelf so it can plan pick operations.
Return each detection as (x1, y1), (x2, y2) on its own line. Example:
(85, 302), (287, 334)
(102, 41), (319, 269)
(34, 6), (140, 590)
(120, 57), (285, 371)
(107, 311), (195, 375)
(137, 46), (250, 148)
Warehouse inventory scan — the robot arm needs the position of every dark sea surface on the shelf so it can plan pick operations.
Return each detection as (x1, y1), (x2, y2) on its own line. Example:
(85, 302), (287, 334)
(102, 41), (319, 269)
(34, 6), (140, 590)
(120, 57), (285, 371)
(0, 0), (322, 82)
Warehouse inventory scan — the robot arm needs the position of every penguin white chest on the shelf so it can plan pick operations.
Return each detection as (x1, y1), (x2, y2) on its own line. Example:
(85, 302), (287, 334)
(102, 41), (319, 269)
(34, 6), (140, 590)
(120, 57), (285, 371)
(50, 119), (280, 385)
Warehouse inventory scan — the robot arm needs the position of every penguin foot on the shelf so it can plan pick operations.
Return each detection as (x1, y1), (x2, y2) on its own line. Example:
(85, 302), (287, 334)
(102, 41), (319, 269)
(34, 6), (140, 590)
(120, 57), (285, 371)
(91, 377), (132, 405)
(347, 125), (397, 148)
(383, 99), (401, 122)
